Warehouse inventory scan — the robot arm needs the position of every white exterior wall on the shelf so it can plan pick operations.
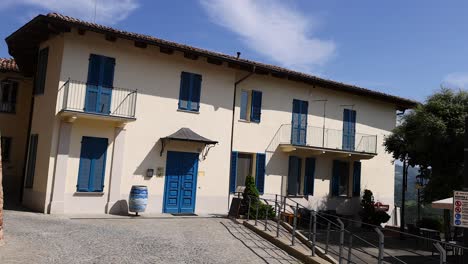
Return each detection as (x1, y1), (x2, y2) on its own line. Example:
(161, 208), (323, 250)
(52, 30), (234, 214)
(25, 28), (398, 216)
(0, 72), (33, 201)
(234, 75), (396, 215)
(22, 35), (65, 213)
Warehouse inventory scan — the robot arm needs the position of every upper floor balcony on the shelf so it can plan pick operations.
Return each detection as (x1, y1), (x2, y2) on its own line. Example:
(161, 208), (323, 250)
(57, 79), (137, 123)
(266, 124), (377, 159)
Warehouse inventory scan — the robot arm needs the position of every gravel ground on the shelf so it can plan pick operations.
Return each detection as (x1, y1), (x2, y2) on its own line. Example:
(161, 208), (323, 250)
(0, 210), (300, 264)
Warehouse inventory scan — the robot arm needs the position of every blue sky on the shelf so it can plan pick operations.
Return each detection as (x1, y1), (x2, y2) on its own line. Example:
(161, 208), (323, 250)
(0, 0), (467, 102)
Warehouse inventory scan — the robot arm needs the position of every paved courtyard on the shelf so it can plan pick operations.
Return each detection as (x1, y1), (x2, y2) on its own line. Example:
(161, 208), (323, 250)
(0, 210), (300, 264)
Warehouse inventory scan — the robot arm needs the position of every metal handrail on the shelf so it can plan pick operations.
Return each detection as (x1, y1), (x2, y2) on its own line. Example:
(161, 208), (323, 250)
(265, 123), (378, 154)
(58, 79), (138, 118)
(242, 193), (461, 263)
(275, 195), (461, 264)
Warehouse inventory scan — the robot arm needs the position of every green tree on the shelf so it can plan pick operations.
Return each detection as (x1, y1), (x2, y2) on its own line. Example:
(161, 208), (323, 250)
(359, 189), (390, 226)
(241, 175), (275, 219)
(385, 88), (468, 203)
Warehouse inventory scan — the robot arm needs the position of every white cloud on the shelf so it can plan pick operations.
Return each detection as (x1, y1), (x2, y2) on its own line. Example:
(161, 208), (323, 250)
(0, 0), (139, 25)
(442, 72), (468, 89)
(199, 0), (335, 72)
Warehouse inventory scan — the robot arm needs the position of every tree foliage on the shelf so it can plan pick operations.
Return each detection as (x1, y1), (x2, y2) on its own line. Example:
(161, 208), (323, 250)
(241, 175), (275, 219)
(384, 88), (468, 203)
(359, 189), (390, 226)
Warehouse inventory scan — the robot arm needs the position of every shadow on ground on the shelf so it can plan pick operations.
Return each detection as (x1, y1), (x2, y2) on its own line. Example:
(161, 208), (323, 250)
(221, 219), (301, 264)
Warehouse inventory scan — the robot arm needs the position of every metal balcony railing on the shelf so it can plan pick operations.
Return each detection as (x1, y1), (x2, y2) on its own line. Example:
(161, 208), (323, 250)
(243, 194), (466, 264)
(58, 79), (137, 119)
(266, 124), (377, 154)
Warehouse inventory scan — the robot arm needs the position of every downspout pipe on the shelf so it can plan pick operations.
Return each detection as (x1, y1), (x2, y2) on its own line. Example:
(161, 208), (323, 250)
(227, 66), (256, 211)
(20, 86), (35, 203)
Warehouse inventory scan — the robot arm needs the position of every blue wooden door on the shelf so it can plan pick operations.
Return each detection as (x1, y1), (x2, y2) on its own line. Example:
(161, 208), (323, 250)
(287, 156), (302, 195)
(342, 109), (356, 151)
(85, 54), (114, 114)
(163, 151), (199, 213)
(77, 137), (108, 192)
(291, 99), (308, 145)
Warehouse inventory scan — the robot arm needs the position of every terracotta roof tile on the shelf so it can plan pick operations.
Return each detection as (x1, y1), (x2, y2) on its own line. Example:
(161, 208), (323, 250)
(8, 13), (419, 108)
(0, 58), (19, 72)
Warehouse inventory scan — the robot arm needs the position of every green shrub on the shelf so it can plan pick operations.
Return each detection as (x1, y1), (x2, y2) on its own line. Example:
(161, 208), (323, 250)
(417, 217), (443, 231)
(359, 189), (390, 226)
(241, 175), (276, 219)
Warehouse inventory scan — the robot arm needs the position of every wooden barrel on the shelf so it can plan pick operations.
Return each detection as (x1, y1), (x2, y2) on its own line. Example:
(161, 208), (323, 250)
(129, 185), (148, 213)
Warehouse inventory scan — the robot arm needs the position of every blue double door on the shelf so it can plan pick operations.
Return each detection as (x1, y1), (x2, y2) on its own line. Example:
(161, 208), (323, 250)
(163, 151), (199, 214)
(85, 54), (115, 114)
(291, 99), (308, 145)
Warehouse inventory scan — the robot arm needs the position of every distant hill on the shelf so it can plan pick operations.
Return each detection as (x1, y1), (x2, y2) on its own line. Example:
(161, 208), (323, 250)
(394, 164), (420, 206)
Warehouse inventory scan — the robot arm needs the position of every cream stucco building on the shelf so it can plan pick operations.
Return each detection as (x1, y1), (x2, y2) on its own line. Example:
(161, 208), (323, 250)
(2, 13), (416, 216)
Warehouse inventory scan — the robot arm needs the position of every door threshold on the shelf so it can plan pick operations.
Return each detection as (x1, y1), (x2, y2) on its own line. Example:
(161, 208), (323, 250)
(171, 213), (198, 216)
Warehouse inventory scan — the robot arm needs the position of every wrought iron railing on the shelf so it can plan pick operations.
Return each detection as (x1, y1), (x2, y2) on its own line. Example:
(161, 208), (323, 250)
(57, 79), (137, 119)
(243, 194), (467, 264)
(266, 124), (378, 154)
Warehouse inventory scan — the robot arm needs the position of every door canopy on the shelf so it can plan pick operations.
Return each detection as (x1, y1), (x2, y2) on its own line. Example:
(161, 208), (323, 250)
(160, 128), (218, 159)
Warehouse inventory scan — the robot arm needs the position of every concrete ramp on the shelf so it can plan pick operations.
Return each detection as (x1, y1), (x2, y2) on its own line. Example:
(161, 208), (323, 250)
(243, 219), (334, 264)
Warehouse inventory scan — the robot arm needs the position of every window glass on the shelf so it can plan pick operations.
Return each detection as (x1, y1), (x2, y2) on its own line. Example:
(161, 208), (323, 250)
(250, 90), (262, 122)
(1, 84), (10, 103)
(178, 72), (202, 112)
(240, 90), (249, 120)
(0, 81), (18, 113)
(236, 153), (253, 187)
(338, 162), (349, 196)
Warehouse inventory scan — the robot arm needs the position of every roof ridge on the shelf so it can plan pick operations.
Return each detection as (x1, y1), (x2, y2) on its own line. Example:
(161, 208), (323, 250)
(0, 57), (19, 72)
(8, 12), (418, 107)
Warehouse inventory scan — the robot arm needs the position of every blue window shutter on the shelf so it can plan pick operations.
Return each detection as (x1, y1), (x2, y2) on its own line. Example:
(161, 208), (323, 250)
(349, 110), (356, 150)
(77, 137), (92, 192)
(101, 57), (115, 88)
(304, 157), (316, 195)
(352, 161), (361, 197)
(229, 151), (238, 193)
(179, 72), (191, 110)
(240, 90), (248, 120)
(331, 160), (340, 196)
(300, 100), (308, 144)
(85, 55), (115, 114)
(100, 88), (112, 114)
(191, 73), (202, 111)
(291, 99), (308, 145)
(11, 82), (18, 112)
(100, 57), (114, 114)
(25, 134), (38, 188)
(250, 90), (262, 122)
(291, 100), (300, 144)
(1, 137), (12, 162)
(91, 138), (108, 192)
(255, 153), (266, 194)
(342, 109), (350, 150)
(34, 47), (49, 95)
(287, 156), (301, 195)
(87, 54), (101, 85)
(85, 55), (101, 112)
(77, 137), (108, 192)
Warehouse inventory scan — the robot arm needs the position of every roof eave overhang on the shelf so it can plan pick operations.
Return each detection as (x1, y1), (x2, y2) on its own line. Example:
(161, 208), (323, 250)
(5, 14), (419, 109)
